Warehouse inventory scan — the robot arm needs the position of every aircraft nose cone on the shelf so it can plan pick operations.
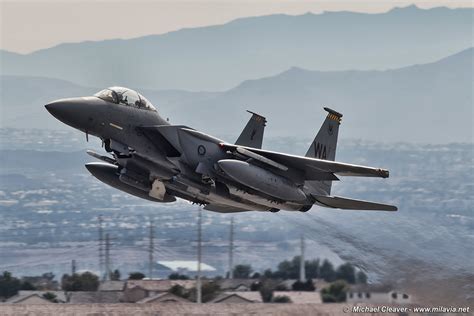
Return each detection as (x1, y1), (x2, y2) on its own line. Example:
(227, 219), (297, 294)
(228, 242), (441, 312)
(44, 98), (91, 130)
(45, 100), (66, 118)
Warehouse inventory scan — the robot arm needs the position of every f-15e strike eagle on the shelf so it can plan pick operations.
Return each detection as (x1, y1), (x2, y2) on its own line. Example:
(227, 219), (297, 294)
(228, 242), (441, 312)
(45, 86), (397, 213)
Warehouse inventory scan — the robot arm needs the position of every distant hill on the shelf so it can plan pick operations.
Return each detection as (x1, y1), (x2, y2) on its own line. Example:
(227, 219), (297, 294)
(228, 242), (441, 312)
(1, 48), (472, 143)
(1, 6), (472, 91)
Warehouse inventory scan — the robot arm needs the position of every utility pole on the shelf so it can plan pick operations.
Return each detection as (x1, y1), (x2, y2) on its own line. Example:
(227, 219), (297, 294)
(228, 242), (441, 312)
(228, 217), (234, 279)
(148, 219), (154, 280)
(71, 259), (76, 275)
(98, 215), (104, 280)
(105, 233), (110, 281)
(299, 235), (306, 282)
(196, 207), (202, 304)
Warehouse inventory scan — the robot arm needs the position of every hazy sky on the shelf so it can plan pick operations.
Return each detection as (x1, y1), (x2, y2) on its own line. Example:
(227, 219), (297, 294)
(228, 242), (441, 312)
(1, 0), (472, 54)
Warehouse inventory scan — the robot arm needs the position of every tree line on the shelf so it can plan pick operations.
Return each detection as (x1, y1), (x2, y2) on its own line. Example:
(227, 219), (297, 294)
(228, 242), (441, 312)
(231, 256), (367, 285)
(0, 256), (367, 303)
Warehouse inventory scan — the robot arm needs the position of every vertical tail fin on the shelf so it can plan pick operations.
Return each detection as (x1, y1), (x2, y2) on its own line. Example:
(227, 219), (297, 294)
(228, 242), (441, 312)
(235, 110), (267, 149)
(305, 107), (342, 195)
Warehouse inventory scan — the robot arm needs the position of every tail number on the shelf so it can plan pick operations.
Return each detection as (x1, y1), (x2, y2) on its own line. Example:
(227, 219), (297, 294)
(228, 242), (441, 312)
(314, 142), (327, 159)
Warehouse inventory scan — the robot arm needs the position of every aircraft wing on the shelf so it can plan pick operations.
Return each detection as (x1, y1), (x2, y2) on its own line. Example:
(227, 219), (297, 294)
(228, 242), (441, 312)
(313, 195), (397, 211)
(220, 143), (389, 180)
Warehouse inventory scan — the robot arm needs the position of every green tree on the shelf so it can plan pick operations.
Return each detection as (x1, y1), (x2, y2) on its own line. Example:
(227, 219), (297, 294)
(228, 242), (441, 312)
(201, 282), (220, 303)
(188, 282), (220, 303)
(233, 264), (252, 279)
(42, 272), (55, 281)
(321, 280), (348, 303)
(273, 260), (288, 279)
(259, 282), (274, 303)
(272, 295), (291, 303)
(356, 271), (368, 284)
(20, 281), (36, 291)
(274, 283), (288, 291)
(42, 292), (58, 303)
(169, 284), (189, 299)
(250, 281), (262, 291)
(128, 272), (145, 280)
(292, 279), (315, 291)
(0, 271), (21, 299)
(61, 272), (99, 291)
(320, 260), (336, 282)
(275, 256), (316, 280)
(336, 263), (356, 284)
(306, 259), (320, 279)
(168, 273), (190, 280)
(263, 269), (274, 279)
(110, 269), (121, 281)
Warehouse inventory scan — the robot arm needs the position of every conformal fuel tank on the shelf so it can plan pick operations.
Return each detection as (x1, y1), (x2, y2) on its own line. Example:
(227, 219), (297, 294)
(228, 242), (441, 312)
(217, 159), (307, 202)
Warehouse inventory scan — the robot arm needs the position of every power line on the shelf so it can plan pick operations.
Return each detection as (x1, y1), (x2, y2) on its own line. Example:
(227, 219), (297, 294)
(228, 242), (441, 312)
(148, 219), (154, 279)
(98, 215), (104, 281)
(196, 207), (202, 304)
(104, 233), (110, 281)
(72, 259), (77, 275)
(228, 217), (234, 279)
(300, 234), (305, 282)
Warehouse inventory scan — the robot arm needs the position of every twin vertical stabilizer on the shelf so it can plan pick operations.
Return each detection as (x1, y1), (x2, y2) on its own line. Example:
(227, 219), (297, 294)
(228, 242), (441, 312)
(235, 110), (267, 149)
(305, 107), (343, 195)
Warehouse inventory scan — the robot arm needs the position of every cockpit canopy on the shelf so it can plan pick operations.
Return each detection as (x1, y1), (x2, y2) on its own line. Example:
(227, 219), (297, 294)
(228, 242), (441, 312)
(94, 87), (157, 112)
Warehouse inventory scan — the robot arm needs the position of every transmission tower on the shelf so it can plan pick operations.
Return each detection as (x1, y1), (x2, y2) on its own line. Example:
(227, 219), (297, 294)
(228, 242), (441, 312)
(98, 215), (104, 280)
(299, 235), (306, 282)
(196, 207), (202, 304)
(148, 219), (154, 280)
(228, 217), (234, 279)
(105, 233), (111, 281)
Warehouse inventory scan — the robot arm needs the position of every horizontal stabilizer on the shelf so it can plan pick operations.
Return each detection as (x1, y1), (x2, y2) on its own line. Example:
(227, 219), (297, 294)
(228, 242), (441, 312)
(313, 195), (397, 211)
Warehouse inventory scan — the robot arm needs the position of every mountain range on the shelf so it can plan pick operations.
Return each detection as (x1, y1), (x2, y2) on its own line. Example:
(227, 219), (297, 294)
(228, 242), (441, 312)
(1, 6), (472, 91)
(1, 47), (472, 143)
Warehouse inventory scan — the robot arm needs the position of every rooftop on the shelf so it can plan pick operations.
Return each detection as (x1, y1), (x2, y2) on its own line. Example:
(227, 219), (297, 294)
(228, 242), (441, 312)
(212, 291), (263, 303)
(68, 291), (121, 304)
(137, 292), (192, 304)
(98, 281), (125, 292)
(3, 291), (67, 304)
(216, 278), (256, 290)
(126, 279), (197, 292)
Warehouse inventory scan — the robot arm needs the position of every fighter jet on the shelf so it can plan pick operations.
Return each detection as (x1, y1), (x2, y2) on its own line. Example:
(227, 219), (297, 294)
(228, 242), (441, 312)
(45, 86), (397, 213)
